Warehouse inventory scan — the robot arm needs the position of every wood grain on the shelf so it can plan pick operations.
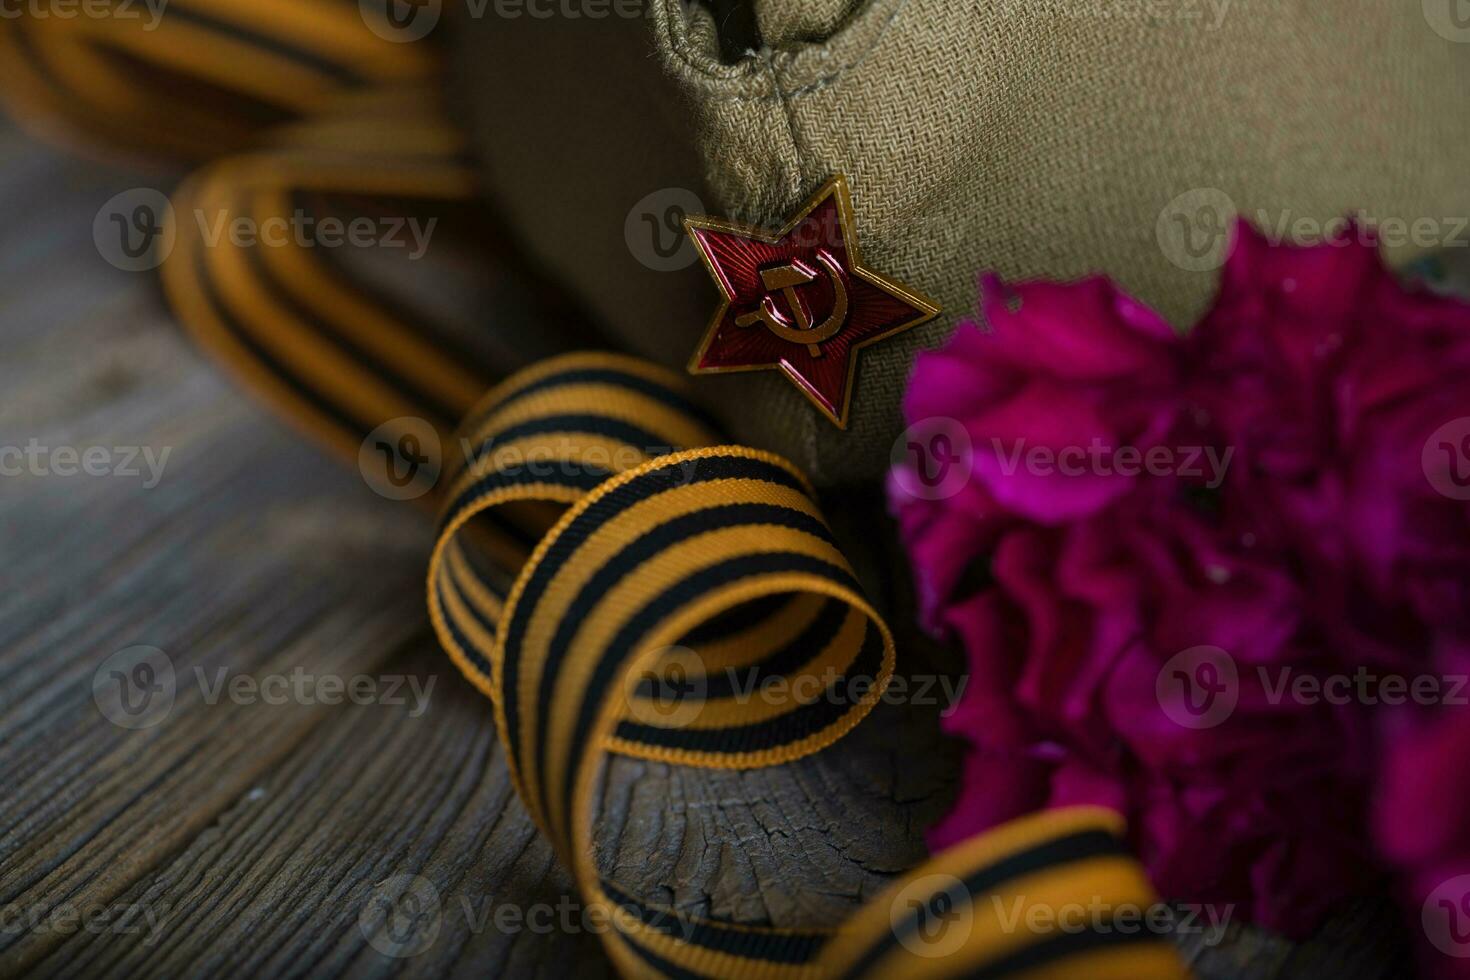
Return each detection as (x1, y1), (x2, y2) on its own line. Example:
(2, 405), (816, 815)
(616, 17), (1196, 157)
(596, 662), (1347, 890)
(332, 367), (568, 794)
(0, 127), (1414, 979)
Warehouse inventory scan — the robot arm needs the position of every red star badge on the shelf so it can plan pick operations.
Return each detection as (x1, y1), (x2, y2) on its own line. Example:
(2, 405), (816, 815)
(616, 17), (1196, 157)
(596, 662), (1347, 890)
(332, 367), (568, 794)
(683, 174), (940, 428)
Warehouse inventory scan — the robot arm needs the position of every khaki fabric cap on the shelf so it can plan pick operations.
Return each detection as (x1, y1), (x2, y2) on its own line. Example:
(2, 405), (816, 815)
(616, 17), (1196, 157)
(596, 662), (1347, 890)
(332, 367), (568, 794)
(452, 0), (1470, 486)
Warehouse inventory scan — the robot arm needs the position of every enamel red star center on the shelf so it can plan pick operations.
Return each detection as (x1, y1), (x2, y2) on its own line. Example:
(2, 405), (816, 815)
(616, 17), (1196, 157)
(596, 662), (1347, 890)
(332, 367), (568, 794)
(683, 175), (940, 428)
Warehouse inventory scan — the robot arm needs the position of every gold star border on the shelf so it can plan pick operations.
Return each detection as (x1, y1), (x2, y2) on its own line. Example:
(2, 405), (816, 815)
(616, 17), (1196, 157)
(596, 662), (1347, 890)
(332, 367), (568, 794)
(682, 173), (942, 429)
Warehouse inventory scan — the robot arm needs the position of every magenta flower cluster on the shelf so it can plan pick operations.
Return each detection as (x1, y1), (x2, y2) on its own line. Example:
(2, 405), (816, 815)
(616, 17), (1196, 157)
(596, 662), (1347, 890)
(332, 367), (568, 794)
(888, 222), (1470, 970)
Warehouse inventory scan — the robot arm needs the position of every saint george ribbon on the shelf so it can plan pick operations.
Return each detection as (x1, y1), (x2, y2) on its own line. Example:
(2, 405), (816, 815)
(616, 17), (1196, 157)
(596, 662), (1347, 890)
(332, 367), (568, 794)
(0, 6), (1190, 978)
(427, 352), (1188, 979)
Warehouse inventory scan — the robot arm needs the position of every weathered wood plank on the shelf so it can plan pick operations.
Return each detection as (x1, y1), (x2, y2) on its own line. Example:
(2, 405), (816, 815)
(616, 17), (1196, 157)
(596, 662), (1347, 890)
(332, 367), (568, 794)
(0, 127), (1418, 980)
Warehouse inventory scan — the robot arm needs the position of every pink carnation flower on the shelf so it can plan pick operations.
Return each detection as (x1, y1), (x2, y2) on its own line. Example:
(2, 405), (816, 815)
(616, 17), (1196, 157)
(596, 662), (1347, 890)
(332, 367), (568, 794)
(890, 221), (1470, 954)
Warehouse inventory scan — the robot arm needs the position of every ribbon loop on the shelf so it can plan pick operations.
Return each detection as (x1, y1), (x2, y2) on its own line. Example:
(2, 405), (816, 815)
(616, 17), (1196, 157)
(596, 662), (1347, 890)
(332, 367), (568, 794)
(0, 10), (1188, 971)
(428, 357), (1189, 980)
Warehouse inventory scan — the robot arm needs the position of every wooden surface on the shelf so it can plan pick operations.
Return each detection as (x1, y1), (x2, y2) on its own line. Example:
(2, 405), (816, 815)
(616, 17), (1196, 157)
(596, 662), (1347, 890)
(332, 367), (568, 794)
(0, 127), (1414, 979)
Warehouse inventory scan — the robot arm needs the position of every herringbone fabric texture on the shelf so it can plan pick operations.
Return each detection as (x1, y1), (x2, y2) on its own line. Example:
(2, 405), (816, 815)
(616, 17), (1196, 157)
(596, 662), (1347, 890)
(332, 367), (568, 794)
(455, 0), (1470, 485)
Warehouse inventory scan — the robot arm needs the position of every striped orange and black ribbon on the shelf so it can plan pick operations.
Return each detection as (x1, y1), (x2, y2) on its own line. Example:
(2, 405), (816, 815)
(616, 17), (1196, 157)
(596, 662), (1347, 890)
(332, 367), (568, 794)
(0, 0), (433, 162)
(158, 83), (491, 475)
(2, 6), (1191, 978)
(426, 355), (1187, 979)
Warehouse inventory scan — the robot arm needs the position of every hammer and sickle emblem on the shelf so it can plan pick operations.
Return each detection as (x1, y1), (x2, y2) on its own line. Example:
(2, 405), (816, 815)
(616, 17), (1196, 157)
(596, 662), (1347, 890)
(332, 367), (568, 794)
(734, 248), (849, 357)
